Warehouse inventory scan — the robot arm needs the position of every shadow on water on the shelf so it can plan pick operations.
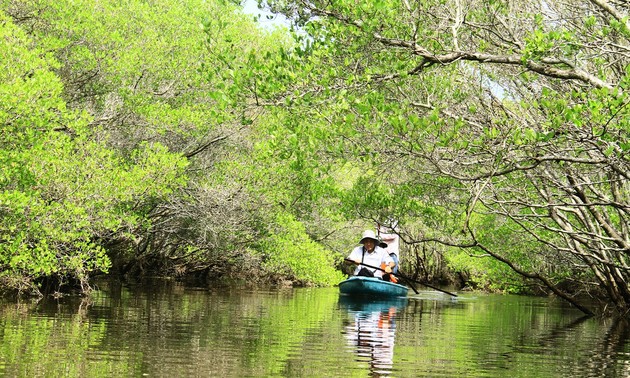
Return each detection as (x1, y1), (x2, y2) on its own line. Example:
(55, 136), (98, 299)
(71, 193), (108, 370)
(338, 295), (408, 377)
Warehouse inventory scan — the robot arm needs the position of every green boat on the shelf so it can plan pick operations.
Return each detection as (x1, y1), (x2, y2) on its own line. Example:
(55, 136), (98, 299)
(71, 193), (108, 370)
(338, 276), (409, 298)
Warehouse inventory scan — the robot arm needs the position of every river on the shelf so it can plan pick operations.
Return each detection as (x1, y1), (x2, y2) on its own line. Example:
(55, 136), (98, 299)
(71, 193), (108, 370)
(0, 279), (628, 377)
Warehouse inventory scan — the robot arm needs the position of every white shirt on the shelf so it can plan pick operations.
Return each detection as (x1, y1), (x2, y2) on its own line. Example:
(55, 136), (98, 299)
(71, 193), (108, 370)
(347, 245), (394, 278)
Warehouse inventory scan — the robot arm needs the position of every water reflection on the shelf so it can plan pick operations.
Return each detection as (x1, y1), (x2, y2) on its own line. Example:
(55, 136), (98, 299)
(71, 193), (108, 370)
(4, 283), (630, 377)
(339, 295), (407, 376)
(577, 316), (630, 377)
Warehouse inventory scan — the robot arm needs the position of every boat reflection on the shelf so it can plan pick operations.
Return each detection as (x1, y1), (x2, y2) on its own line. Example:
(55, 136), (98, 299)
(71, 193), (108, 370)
(339, 295), (408, 376)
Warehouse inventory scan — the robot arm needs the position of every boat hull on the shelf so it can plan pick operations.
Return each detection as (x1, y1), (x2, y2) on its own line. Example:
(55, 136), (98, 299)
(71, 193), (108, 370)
(338, 276), (409, 298)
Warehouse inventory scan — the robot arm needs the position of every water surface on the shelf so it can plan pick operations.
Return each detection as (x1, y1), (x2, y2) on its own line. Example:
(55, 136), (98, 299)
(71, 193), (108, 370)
(0, 280), (628, 377)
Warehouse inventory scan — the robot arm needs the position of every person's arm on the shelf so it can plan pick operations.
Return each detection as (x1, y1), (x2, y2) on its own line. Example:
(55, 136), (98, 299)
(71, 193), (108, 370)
(382, 252), (395, 273)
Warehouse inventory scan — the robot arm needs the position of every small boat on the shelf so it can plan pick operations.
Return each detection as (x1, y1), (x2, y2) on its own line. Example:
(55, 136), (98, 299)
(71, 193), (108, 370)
(338, 276), (409, 298)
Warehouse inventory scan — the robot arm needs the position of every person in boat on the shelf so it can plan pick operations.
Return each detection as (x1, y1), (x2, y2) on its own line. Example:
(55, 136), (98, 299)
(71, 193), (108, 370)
(377, 236), (399, 275)
(347, 230), (395, 281)
(378, 221), (400, 274)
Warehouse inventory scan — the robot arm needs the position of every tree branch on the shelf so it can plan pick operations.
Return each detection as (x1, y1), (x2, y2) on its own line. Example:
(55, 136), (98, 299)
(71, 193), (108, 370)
(588, 0), (630, 30)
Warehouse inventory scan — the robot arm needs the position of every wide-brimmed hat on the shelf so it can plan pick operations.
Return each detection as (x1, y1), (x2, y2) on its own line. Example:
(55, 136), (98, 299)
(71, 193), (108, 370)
(359, 230), (379, 244)
(377, 236), (388, 248)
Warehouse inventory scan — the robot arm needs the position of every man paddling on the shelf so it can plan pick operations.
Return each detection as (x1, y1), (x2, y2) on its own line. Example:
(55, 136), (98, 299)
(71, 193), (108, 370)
(346, 230), (395, 281)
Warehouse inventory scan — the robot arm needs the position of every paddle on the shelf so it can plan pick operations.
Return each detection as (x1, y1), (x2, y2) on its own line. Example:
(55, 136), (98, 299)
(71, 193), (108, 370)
(396, 271), (420, 295)
(345, 258), (458, 297)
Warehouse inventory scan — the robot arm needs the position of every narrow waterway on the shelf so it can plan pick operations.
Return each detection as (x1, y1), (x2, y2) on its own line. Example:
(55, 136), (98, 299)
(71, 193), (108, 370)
(0, 279), (628, 377)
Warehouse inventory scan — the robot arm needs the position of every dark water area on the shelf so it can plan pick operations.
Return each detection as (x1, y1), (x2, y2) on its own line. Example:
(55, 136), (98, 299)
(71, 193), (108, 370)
(0, 279), (629, 377)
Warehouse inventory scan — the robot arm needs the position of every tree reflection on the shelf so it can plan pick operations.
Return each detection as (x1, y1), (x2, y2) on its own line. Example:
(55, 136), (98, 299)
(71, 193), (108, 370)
(581, 317), (630, 377)
(339, 296), (407, 377)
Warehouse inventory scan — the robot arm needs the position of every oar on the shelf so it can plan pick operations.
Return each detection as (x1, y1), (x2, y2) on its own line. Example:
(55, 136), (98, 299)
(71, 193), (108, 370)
(397, 272), (420, 295)
(345, 259), (458, 297)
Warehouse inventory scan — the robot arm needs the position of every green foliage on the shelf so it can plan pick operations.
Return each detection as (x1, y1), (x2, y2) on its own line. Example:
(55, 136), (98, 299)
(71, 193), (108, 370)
(522, 27), (576, 62)
(3, 0), (627, 305)
(243, 0), (630, 312)
(449, 209), (543, 293)
(258, 212), (345, 286)
(448, 251), (522, 293)
(7, 0), (269, 152)
(0, 10), (188, 293)
(2, 0), (351, 289)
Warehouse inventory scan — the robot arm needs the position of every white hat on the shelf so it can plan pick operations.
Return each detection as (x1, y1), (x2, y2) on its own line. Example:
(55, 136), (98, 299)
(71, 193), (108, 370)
(377, 236), (388, 248)
(359, 230), (379, 244)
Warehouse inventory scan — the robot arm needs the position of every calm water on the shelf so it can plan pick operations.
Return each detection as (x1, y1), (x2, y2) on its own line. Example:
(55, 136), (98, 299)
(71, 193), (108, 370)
(0, 279), (628, 377)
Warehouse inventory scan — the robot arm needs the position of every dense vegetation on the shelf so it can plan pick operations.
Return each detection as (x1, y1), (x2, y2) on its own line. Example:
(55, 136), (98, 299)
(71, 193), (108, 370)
(1, 0), (628, 315)
(254, 0), (630, 315)
(0, 0), (345, 296)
